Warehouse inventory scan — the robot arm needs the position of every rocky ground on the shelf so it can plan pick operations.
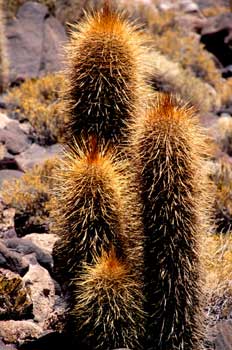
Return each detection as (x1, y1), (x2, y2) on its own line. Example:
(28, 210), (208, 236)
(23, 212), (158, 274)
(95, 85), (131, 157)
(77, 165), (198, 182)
(1, 0), (232, 349)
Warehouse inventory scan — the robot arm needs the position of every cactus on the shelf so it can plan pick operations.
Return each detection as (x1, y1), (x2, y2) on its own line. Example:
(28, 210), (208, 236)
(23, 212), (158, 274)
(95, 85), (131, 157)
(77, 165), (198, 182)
(52, 138), (144, 348)
(72, 249), (144, 349)
(52, 3), (211, 350)
(0, 0), (8, 93)
(130, 94), (210, 350)
(62, 3), (149, 149)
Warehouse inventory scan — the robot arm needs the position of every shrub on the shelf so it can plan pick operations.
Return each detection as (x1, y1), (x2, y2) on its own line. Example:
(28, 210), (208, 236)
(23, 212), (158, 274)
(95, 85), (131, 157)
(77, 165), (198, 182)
(145, 10), (222, 90)
(210, 157), (232, 233)
(147, 49), (220, 112)
(2, 158), (57, 236)
(5, 74), (66, 145)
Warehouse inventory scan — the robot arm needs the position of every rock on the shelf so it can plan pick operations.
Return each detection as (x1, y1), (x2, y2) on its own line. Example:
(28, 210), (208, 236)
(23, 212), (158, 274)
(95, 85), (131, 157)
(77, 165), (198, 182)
(0, 242), (29, 276)
(0, 320), (42, 344)
(22, 264), (56, 325)
(6, 2), (67, 83)
(176, 14), (207, 33)
(0, 113), (13, 129)
(15, 143), (61, 171)
(0, 268), (33, 320)
(22, 233), (58, 255)
(0, 339), (17, 350)
(0, 170), (23, 187)
(0, 228), (17, 239)
(4, 238), (53, 272)
(0, 129), (29, 155)
(214, 320), (232, 350)
(41, 16), (67, 74)
(201, 13), (232, 68)
(157, 0), (200, 12)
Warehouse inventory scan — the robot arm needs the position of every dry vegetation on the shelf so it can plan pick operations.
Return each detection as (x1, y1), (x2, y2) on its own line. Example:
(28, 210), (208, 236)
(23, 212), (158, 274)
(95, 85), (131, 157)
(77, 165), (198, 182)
(2, 159), (58, 236)
(5, 74), (66, 145)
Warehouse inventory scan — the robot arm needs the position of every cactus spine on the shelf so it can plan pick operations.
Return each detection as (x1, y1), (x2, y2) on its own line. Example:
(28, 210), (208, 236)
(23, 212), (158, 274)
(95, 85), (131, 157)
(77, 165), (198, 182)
(130, 94), (209, 350)
(62, 3), (148, 149)
(73, 249), (144, 349)
(52, 140), (144, 348)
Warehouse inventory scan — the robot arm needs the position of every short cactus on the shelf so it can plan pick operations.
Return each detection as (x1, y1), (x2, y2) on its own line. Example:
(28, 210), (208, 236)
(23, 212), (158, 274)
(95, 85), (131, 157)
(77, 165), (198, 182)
(62, 3), (149, 149)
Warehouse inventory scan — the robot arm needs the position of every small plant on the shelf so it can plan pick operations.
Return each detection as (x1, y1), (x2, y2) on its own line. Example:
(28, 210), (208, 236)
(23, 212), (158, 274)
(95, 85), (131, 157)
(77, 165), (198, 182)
(5, 74), (66, 145)
(2, 158), (57, 236)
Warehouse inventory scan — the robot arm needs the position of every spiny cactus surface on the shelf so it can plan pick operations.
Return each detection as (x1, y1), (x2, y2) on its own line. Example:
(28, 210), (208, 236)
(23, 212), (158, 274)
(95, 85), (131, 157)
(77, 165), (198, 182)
(62, 4), (149, 149)
(130, 94), (210, 350)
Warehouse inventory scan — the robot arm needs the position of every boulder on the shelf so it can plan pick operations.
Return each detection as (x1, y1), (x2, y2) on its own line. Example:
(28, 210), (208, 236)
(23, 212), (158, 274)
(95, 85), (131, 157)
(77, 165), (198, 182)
(6, 2), (67, 83)
(22, 233), (58, 255)
(22, 264), (56, 325)
(0, 320), (42, 344)
(0, 242), (29, 276)
(15, 143), (61, 171)
(4, 238), (53, 272)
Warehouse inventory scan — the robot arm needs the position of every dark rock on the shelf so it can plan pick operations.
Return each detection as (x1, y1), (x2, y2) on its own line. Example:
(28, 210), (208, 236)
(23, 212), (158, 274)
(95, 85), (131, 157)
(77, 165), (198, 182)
(0, 268), (33, 320)
(201, 13), (232, 68)
(0, 242), (29, 276)
(14, 211), (49, 238)
(6, 1), (67, 83)
(15, 143), (61, 171)
(4, 238), (53, 272)
(222, 65), (232, 79)
(19, 332), (70, 350)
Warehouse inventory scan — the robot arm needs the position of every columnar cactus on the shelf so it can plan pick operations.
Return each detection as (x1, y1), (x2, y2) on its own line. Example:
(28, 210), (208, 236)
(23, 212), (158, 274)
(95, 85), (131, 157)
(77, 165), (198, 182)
(130, 94), (210, 350)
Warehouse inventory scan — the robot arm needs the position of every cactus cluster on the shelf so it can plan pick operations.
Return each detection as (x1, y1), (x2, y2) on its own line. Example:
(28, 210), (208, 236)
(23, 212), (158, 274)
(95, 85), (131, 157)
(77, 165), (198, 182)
(52, 3), (211, 350)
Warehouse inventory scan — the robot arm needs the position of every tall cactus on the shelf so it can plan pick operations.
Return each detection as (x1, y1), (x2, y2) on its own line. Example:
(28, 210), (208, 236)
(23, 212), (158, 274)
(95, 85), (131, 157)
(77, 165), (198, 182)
(130, 94), (210, 350)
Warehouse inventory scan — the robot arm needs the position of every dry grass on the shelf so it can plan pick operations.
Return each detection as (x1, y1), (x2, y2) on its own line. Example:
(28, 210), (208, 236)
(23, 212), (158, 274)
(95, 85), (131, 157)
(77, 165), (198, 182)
(203, 233), (232, 298)
(2, 158), (58, 235)
(147, 49), (220, 112)
(202, 5), (230, 18)
(220, 78), (232, 108)
(5, 74), (66, 145)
